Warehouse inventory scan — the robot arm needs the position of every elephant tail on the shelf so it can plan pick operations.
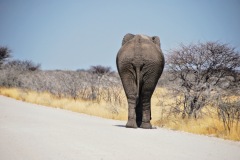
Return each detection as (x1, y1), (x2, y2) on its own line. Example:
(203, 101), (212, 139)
(136, 66), (140, 104)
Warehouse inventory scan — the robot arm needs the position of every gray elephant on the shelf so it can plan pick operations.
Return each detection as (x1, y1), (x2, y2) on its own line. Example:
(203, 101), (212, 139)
(116, 33), (165, 129)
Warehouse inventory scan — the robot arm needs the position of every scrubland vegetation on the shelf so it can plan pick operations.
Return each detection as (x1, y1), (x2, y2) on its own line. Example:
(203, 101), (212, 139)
(0, 42), (239, 140)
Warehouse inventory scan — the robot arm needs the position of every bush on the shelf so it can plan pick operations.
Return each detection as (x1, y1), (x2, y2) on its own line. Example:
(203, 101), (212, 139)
(166, 42), (240, 118)
(0, 62), (125, 107)
(217, 98), (240, 132)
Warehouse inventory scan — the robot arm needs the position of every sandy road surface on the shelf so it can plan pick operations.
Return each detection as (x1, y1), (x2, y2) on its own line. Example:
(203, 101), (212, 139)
(0, 95), (240, 160)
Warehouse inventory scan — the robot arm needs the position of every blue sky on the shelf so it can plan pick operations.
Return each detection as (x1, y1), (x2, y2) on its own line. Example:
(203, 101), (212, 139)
(0, 0), (239, 70)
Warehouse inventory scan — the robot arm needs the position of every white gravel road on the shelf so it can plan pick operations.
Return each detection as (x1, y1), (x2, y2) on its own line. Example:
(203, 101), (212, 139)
(0, 95), (240, 160)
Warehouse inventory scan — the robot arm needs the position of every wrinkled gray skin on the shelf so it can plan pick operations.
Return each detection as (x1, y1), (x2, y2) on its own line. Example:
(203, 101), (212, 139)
(116, 33), (165, 129)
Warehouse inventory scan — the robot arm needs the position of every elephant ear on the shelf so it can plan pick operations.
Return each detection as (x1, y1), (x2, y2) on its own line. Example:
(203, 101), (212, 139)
(122, 33), (135, 46)
(152, 36), (161, 48)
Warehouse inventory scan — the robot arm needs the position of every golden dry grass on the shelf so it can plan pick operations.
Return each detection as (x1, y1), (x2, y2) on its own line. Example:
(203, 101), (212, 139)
(154, 115), (240, 140)
(0, 87), (128, 120)
(0, 87), (239, 141)
(151, 88), (240, 141)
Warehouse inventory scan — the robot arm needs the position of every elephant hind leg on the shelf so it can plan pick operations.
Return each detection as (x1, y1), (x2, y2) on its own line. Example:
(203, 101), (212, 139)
(126, 95), (138, 128)
(139, 65), (161, 129)
(140, 93), (152, 129)
(119, 71), (138, 128)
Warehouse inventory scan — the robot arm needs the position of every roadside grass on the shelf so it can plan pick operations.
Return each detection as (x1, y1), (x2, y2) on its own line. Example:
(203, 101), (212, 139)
(0, 87), (239, 141)
(0, 87), (127, 120)
(154, 115), (240, 141)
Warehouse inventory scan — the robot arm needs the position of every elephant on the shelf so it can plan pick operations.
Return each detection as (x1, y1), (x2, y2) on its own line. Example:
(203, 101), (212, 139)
(116, 33), (165, 129)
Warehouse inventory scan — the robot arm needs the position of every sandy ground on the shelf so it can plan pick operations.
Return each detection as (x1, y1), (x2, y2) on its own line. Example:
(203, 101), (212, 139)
(0, 95), (240, 160)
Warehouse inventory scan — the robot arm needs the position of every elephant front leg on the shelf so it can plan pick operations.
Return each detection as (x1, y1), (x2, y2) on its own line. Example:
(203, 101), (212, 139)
(126, 96), (138, 128)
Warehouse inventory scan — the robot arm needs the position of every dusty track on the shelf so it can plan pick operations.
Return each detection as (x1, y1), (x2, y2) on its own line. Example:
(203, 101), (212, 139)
(0, 95), (239, 160)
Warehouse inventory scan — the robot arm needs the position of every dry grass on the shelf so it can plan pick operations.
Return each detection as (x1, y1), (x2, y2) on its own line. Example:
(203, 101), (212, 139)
(151, 88), (240, 141)
(154, 115), (240, 141)
(0, 87), (127, 120)
(0, 87), (239, 141)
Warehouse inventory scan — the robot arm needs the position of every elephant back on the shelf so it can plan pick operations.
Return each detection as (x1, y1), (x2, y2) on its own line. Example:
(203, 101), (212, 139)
(117, 34), (164, 67)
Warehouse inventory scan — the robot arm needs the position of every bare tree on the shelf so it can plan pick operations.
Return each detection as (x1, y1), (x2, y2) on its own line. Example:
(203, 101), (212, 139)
(166, 42), (240, 118)
(89, 65), (112, 76)
(0, 46), (11, 68)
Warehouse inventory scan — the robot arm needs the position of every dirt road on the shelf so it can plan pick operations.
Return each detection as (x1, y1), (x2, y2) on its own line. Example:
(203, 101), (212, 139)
(0, 95), (239, 160)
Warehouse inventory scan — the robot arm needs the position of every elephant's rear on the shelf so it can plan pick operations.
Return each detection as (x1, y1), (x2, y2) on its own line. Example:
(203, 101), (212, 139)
(116, 33), (165, 103)
(116, 34), (164, 80)
(116, 33), (165, 129)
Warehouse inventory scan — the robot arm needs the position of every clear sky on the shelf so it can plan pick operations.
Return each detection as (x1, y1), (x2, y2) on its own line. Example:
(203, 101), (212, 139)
(0, 0), (239, 70)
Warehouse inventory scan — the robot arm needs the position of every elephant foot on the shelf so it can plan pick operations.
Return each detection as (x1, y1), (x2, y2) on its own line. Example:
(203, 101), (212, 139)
(140, 122), (152, 129)
(126, 120), (138, 128)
